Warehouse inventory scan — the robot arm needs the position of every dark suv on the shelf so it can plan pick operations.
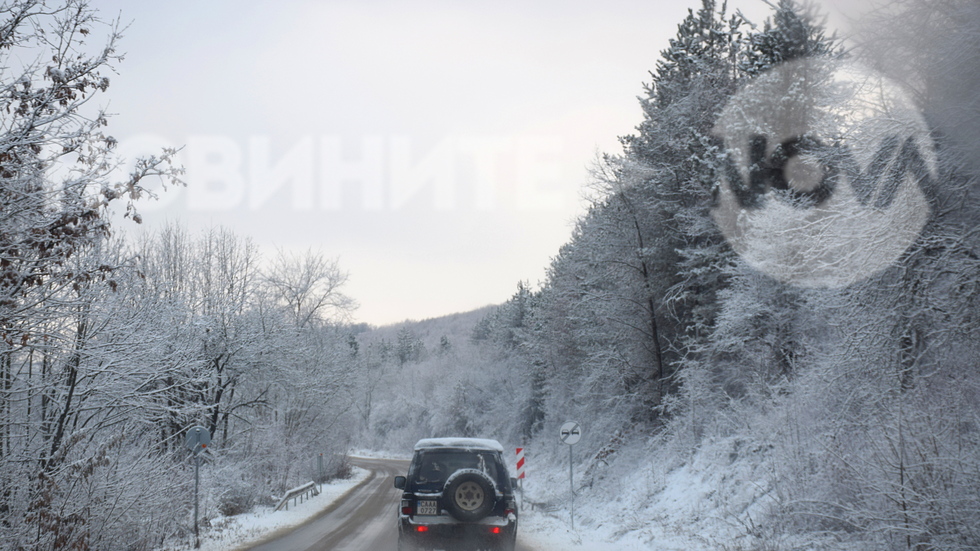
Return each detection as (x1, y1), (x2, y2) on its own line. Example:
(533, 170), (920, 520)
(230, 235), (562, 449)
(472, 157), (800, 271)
(394, 438), (518, 551)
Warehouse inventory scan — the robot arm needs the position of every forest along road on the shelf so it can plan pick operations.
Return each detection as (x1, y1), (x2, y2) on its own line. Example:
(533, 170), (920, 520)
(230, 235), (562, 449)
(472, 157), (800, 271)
(244, 456), (536, 551)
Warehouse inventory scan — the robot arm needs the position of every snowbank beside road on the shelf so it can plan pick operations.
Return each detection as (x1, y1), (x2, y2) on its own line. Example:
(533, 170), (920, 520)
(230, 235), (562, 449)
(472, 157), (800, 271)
(514, 435), (780, 551)
(158, 466), (370, 551)
(518, 507), (652, 551)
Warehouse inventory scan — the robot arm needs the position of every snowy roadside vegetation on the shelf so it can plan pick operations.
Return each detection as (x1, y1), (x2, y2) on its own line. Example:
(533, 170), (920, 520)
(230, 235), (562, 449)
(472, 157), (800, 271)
(0, 5), (362, 548)
(159, 467), (369, 551)
(1, 0), (979, 550)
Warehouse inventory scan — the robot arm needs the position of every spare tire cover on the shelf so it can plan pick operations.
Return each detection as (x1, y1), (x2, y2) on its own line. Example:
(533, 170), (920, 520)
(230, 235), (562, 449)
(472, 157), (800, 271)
(443, 468), (497, 522)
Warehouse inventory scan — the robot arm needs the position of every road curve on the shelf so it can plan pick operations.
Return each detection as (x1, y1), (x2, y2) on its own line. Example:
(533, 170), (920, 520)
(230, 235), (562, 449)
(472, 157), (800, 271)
(244, 456), (535, 551)
(245, 457), (405, 551)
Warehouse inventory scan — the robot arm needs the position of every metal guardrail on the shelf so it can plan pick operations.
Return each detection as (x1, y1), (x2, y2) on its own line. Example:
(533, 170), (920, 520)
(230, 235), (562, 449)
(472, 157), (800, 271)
(274, 481), (320, 511)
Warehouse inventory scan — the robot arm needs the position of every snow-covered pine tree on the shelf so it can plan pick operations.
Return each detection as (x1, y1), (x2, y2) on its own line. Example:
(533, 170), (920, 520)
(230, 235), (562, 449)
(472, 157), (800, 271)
(742, 0), (838, 76)
(697, 0), (842, 397)
(602, 0), (747, 416)
(507, 0), (749, 459)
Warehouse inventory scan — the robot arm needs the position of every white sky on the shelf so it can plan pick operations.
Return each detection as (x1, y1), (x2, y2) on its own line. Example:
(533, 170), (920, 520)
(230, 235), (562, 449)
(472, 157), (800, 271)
(93, 0), (847, 326)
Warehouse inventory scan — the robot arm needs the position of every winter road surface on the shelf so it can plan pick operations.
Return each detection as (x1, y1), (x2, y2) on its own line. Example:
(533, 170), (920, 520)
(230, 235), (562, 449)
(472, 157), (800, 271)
(244, 456), (535, 551)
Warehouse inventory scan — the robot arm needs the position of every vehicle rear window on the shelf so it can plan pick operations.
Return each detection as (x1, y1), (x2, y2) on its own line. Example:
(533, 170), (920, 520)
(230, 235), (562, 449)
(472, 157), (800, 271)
(410, 450), (501, 491)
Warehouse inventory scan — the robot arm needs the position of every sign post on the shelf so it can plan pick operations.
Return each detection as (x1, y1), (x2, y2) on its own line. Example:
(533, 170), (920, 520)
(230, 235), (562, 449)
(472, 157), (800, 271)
(559, 421), (581, 530)
(515, 448), (526, 510)
(318, 453), (324, 490)
(185, 426), (211, 549)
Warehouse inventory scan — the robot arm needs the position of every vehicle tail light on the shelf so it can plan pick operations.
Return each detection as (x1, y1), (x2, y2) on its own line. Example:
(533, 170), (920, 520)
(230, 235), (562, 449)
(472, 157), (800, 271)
(416, 525), (429, 533)
(490, 527), (501, 534)
(401, 500), (412, 516)
(504, 499), (517, 516)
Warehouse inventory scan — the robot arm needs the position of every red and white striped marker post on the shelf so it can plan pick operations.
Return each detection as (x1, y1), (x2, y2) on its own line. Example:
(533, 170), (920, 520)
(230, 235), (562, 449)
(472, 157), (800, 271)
(515, 448), (526, 510)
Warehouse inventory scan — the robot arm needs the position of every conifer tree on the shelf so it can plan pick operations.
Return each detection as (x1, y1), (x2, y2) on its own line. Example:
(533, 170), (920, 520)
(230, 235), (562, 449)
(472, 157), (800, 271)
(698, 0), (842, 393)
(613, 0), (747, 404)
(521, 1), (749, 434)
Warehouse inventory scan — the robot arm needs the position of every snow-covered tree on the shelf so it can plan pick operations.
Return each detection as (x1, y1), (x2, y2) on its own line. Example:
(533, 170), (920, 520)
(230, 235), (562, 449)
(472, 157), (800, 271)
(263, 248), (355, 329)
(0, 2), (180, 547)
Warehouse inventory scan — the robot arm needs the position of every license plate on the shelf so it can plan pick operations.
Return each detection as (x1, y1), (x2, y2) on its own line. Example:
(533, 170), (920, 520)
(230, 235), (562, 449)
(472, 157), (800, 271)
(417, 500), (438, 515)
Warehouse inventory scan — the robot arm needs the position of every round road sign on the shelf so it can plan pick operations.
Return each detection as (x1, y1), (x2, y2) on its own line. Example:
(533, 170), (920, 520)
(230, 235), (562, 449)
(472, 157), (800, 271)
(559, 421), (581, 445)
(185, 425), (211, 453)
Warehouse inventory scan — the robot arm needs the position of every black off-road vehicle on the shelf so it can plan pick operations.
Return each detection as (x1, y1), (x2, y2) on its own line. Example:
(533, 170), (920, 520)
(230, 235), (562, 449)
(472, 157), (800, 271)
(394, 438), (518, 551)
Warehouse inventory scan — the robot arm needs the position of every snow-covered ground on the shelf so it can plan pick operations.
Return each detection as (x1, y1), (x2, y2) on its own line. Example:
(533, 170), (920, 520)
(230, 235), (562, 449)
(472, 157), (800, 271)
(517, 494), (699, 550)
(519, 508), (652, 550)
(514, 435), (783, 551)
(160, 466), (370, 551)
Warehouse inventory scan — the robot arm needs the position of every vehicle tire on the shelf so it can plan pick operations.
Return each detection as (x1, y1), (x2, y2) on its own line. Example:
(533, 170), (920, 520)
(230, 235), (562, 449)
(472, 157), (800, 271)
(443, 470), (496, 522)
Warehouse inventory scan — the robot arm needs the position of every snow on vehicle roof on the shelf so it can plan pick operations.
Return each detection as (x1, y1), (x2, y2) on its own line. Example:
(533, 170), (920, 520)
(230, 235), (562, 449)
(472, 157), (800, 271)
(414, 438), (504, 452)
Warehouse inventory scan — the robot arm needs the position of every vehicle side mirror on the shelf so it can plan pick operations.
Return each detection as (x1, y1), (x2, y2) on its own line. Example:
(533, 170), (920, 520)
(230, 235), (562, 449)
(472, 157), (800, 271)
(511, 477), (518, 489)
(394, 475), (406, 490)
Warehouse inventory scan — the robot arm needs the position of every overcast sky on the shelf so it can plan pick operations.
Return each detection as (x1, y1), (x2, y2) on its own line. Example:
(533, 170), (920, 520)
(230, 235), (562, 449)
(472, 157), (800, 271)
(92, 0), (853, 326)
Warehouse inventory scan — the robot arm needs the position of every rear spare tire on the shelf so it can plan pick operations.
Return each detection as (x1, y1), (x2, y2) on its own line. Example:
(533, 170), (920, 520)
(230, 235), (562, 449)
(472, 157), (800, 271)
(443, 469), (496, 522)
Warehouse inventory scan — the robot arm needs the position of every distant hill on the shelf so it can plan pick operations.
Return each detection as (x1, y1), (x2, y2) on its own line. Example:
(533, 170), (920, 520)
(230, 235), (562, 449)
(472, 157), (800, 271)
(356, 304), (497, 351)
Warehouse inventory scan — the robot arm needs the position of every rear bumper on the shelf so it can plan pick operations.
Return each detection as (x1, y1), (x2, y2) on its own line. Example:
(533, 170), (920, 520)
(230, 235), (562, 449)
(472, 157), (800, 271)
(398, 514), (517, 547)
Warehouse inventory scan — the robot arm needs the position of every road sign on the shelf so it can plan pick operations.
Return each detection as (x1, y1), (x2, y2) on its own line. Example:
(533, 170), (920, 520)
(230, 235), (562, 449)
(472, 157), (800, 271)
(559, 421), (581, 445)
(185, 426), (211, 549)
(185, 425), (210, 454)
